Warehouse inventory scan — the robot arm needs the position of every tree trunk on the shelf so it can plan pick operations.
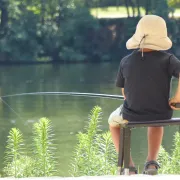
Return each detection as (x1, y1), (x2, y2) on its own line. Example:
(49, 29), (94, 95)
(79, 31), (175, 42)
(41, 0), (46, 25)
(96, 0), (99, 18)
(129, 0), (135, 17)
(136, 0), (141, 17)
(58, 0), (64, 24)
(0, 0), (8, 39)
(145, 0), (150, 15)
(124, 0), (130, 17)
(116, 0), (120, 10)
(85, 0), (90, 8)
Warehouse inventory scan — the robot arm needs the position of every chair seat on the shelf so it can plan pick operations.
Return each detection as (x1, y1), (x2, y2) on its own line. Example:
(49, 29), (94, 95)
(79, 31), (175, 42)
(127, 118), (180, 127)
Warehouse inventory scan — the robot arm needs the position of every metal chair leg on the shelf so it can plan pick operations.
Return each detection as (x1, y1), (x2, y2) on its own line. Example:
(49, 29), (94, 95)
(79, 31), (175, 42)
(123, 127), (131, 175)
(117, 127), (125, 175)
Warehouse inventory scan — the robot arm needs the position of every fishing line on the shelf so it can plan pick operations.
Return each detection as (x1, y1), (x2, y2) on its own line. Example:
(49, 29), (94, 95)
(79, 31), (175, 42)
(0, 92), (123, 118)
(0, 97), (32, 132)
(0, 92), (124, 100)
(0, 97), (23, 120)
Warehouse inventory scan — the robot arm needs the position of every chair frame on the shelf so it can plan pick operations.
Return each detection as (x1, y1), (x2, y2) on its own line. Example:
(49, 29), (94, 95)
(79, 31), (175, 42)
(117, 118), (180, 175)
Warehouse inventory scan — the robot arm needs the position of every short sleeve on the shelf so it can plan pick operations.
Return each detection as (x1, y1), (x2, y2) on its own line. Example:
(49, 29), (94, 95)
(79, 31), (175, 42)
(169, 55), (180, 78)
(116, 61), (124, 87)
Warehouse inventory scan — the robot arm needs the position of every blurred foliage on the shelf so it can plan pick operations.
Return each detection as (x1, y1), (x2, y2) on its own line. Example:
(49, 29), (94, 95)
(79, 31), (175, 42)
(0, 0), (104, 62)
(168, 0), (180, 8)
(0, 0), (180, 62)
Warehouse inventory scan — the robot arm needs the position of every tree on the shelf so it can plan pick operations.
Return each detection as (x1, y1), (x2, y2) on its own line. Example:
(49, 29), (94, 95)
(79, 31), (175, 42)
(145, 0), (150, 15)
(154, 0), (169, 19)
(129, 0), (135, 17)
(124, 0), (140, 18)
(41, 0), (46, 24)
(136, 0), (141, 17)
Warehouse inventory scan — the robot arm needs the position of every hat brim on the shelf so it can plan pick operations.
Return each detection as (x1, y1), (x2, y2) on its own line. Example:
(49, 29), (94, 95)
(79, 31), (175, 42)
(126, 35), (172, 51)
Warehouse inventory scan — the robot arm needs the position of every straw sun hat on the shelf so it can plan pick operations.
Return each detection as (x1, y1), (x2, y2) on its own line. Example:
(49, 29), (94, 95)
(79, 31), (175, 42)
(126, 15), (172, 51)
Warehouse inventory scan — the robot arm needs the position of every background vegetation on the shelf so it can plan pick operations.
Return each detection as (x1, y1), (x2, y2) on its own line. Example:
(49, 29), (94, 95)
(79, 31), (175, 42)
(1, 0), (180, 63)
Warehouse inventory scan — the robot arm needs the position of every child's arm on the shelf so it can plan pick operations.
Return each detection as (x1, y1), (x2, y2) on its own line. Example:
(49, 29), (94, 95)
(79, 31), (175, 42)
(121, 88), (126, 99)
(169, 74), (180, 110)
(168, 55), (180, 110)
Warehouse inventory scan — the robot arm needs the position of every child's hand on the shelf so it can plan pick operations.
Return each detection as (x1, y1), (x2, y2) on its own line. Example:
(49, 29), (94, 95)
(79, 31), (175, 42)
(169, 97), (180, 110)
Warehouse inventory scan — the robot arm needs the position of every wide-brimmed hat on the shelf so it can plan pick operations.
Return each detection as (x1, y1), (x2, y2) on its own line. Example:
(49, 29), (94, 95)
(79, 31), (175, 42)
(126, 15), (172, 51)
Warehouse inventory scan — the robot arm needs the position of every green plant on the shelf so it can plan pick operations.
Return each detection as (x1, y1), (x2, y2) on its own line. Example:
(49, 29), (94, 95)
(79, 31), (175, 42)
(3, 128), (24, 177)
(158, 132), (180, 174)
(71, 106), (117, 176)
(3, 118), (57, 177)
(3, 156), (36, 178)
(32, 117), (57, 176)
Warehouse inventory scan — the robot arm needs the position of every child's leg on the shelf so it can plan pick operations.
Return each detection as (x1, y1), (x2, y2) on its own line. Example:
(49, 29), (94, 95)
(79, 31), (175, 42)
(109, 125), (135, 167)
(147, 126), (164, 166)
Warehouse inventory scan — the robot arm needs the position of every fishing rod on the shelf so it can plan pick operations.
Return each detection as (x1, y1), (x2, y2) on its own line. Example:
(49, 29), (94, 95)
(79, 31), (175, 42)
(0, 92), (124, 100)
(0, 91), (124, 125)
(0, 92), (124, 132)
(1, 92), (180, 132)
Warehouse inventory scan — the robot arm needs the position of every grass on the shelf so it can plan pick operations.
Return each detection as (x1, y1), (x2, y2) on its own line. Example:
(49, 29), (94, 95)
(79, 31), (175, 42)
(90, 6), (145, 18)
(90, 6), (180, 18)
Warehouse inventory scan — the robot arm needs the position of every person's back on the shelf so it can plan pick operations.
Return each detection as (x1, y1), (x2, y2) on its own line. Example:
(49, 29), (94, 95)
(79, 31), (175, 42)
(117, 50), (180, 121)
(108, 15), (180, 175)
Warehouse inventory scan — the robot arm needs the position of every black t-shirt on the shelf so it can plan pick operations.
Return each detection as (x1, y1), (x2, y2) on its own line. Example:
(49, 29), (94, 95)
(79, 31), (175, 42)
(116, 50), (180, 121)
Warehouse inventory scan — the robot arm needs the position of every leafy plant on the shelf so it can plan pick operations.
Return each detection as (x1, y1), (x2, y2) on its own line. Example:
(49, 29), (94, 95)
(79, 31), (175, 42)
(3, 117), (57, 177)
(32, 117), (57, 176)
(71, 106), (117, 176)
(158, 132), (180, 174)
(3, 128), (24, 177)
(3, 156), (36, 178)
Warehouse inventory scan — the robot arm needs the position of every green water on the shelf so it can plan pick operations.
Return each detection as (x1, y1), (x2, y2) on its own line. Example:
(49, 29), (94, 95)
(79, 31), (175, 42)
(0, 62), (179, 176)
